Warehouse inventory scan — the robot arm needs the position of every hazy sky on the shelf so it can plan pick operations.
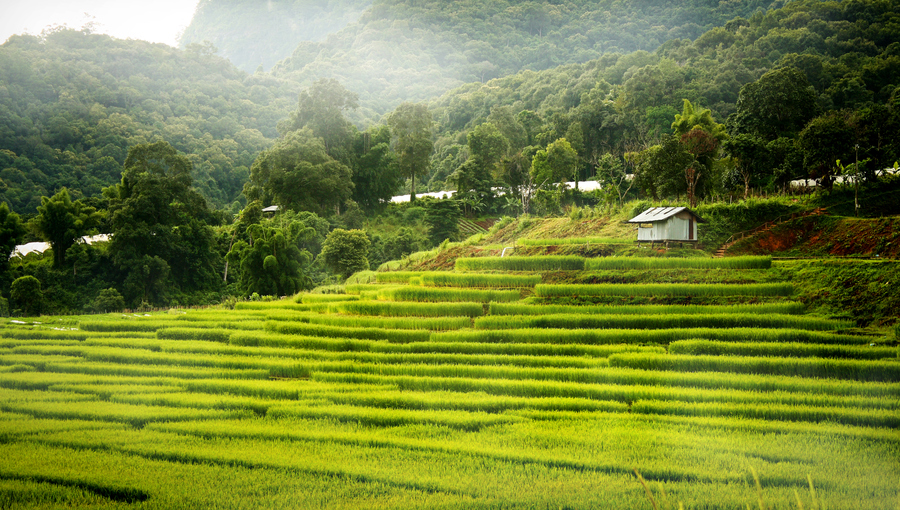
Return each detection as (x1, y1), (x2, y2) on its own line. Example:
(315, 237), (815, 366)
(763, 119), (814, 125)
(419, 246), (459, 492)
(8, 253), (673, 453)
(0, 0), (201, 47)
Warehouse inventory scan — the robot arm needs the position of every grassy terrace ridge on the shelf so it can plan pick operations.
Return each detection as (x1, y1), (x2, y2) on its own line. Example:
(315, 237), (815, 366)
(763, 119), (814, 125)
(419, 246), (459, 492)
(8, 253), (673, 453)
(2, 214), (899, 508)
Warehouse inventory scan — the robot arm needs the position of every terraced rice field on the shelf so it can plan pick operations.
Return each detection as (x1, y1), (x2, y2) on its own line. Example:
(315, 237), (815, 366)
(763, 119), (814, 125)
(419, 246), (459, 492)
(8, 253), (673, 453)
(0, 256), (897, 508)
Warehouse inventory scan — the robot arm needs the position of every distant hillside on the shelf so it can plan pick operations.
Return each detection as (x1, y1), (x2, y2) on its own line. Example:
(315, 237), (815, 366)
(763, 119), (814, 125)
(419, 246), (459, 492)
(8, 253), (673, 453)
(0, 29), (298, 213)
(191, 0), (785, 120)
(179, 0), (373, 73)
(420, 0), (900, 190)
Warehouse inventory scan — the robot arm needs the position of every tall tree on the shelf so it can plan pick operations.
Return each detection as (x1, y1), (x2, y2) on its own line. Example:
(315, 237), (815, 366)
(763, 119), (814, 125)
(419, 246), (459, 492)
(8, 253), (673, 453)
(32, 188), (101, 268)
(0, 203), (26, 277)
(387, 102), (434, 202)
(281, 78), (359, 163)
(727, 67), (819, 141)
(245, 129), (353, 216)
(797, 111), (855, 189)
(680, 129), (720, 207)
(531, 138), (578, 190)
(352, 126), (403, 213)
(671, 99), (727, 140)
(227, 223), (313, 297)
(723, 134), (768, 198)
(105, 141), (220, 306)
(452, 122), (508, 212)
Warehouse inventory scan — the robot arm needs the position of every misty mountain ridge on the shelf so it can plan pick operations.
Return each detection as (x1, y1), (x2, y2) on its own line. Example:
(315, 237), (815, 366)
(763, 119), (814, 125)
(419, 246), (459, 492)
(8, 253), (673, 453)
(180, 0), (788, 119)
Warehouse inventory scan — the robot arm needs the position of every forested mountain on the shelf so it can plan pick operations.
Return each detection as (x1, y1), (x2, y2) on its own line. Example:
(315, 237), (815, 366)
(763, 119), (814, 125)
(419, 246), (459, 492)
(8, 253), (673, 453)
(0, 29), (298, 213)
(253, 0), (786, 119)
(179, 0), (373, 73)
(421, 0), (900, 193)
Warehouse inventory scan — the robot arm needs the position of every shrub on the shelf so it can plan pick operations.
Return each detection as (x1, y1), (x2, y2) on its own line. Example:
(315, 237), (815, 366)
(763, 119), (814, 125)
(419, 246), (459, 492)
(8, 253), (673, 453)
(86, 288), (126, 313)
(11, 275), (42, 316)
(321, 228), (370, 279)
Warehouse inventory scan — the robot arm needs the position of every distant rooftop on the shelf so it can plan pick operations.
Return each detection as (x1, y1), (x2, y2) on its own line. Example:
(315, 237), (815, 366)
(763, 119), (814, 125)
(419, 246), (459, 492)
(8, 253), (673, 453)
(10, 234), (110, 259)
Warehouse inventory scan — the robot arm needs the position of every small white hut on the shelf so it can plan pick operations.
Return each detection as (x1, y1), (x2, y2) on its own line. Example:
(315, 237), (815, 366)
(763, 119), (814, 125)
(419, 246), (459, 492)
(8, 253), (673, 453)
(627, 207), (706, 247)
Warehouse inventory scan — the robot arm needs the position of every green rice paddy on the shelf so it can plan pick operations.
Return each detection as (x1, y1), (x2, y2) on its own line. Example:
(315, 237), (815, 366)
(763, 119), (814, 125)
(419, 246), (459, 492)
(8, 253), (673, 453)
(0, 256), (897, 509)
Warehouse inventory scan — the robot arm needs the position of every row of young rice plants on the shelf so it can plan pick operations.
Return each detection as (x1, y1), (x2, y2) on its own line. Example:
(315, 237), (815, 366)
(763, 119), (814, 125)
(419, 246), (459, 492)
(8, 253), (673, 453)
(418, 272), (541, 288)
(333, 300), (485, 317)
(374, 271), (439, 284)
(262, 309), (472, 331)
(535, 282), (795, 297)
(584, 256), (772, 270)
(608, 352), (900, 382)
(455, 255), (586, 271)
(517, 237), (632, 246)
(230, 330), (663, 361)
(296, 313), (472, 331)
(489, 301), (808, 316)
(377, 286), (522, 303)
(668, 339), (899, 360)
(432, 327), (878, 346)
(472, 313), (850, 331)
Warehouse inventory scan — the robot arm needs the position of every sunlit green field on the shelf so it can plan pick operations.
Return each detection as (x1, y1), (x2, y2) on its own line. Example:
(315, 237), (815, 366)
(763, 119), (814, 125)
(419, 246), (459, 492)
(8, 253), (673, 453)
(1, 257), (897, 509)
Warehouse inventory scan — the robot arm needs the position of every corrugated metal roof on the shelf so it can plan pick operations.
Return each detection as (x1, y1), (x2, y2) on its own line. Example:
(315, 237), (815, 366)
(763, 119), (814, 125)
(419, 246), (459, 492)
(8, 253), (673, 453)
(627, 207), (706, 223)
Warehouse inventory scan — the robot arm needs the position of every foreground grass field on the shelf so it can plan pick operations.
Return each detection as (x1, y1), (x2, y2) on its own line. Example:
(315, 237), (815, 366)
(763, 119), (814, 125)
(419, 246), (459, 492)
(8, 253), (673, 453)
(0, 256), (897, 508)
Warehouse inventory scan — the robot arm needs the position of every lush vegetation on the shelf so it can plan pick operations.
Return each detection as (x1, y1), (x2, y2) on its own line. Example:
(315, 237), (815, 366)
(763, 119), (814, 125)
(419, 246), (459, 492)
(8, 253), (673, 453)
(0, 29), (293, 213)
(1, 2), (898, 505)
(0, 253), (896, 508)
(265, 0), (789, 116)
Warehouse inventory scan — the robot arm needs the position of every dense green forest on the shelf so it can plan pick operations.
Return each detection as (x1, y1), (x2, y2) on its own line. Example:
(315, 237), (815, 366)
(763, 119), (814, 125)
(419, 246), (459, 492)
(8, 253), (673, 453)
(180, 0), (374, 73)
(0, 29), (297, 213)
(422, 0), (900, 205)
(263, 0), (786, 118)
(0, 0), (898, 316)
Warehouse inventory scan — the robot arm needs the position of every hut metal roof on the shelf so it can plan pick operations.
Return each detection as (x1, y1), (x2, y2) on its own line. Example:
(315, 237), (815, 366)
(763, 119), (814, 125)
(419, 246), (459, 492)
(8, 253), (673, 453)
(627, 207), (706, 223)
